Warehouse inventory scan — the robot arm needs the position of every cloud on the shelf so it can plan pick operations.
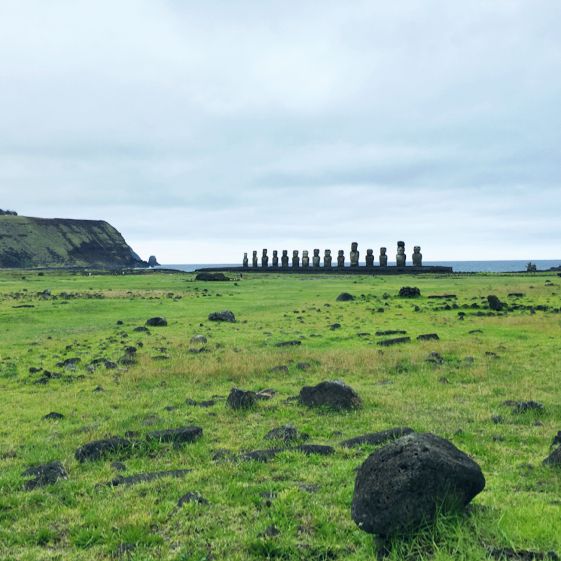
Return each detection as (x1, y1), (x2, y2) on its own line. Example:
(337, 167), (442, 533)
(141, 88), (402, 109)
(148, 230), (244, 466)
(0, 0), (560, 262)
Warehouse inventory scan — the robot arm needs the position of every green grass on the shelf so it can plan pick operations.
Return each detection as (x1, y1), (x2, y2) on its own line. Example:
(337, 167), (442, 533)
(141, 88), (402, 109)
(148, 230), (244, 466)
(1, 269), (560, 560)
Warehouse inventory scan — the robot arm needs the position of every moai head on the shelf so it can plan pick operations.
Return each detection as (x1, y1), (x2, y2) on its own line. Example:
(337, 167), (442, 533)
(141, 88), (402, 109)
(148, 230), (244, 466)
(414, 246), (421, 255)
(293, 250), (299, 258)
(262, 249), (267, 257)
(243, 252), (249, 267)
(273, 250), (278, 258)
(253, 250), (258, 258)
(351, 242), (358, 252)
(282, 250), (288, 257)
(397, 241), (405, 254)
(303, 250), (309, 258)
(367, 249), (373, 257)
(244, 252), (248, 260)
(325, 249), (332, 257)
(314, 249), (320, 257)
(380, 247), (387, 256)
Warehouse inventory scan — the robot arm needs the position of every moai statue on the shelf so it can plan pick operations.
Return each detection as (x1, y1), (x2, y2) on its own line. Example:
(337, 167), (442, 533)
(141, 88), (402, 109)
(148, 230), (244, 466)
(262, 249), (269, 268)
(313, 249), (321, 268)
(281, 250), (289, 268)
(337, 250), (345, 268)
(366, 249), (374, 268)
(379, 247), (388, 267)
(396, 241), (406, 267)
(243, 253), (249, 268)
(252, 251), (258, 268)
(302, 250), (310, 268)
(272, 250), (279, 268)
(292, 250), (300, 268)
(412, 246), (423, 267)
(324, 249), (332, 268)
(350, 242), (359, 267)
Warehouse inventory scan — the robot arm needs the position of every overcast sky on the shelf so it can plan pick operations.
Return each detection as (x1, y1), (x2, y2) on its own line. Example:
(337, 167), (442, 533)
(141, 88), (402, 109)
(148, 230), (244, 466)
(1, 1), (560, 263)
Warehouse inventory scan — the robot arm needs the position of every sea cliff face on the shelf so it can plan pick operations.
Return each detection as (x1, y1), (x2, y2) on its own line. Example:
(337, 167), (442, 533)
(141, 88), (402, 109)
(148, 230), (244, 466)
(0, 215), (146, 268)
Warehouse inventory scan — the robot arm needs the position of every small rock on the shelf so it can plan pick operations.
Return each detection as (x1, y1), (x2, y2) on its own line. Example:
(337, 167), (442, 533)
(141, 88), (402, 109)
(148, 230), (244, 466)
(487, 295), (504, 311)
(398, 287), (421, 298)
(265, 425), (301, 442)
(208, 310), (236, 323)
(275, 340), (301, 347)
(227, 388), (257, 409)
(75, 437), (133, 463)
(190, 335), (208, 345)
(146, 317), (168, 327)
(377, 337), (411, 347)
(543, 447), (561, 467)
(417, 333), (440, 341)
(336, 292), (355, 302)
(22, 461), (68, 490)
(43, 412), (64, 420)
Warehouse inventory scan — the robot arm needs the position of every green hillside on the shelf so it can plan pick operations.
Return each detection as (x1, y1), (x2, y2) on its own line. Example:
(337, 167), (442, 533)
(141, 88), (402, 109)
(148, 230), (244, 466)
(0, 215), (146, 268)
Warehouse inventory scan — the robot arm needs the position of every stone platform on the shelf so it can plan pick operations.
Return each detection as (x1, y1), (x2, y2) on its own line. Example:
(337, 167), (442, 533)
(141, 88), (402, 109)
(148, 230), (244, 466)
(194, 265), (453, 275)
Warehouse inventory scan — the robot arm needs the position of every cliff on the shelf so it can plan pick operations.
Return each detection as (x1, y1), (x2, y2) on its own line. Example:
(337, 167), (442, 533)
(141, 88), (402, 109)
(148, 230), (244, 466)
(0, 215), (147, 269)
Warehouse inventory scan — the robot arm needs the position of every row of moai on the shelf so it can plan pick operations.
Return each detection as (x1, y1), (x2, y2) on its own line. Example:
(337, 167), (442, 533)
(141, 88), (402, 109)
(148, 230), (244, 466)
(242, 242), (423, 268)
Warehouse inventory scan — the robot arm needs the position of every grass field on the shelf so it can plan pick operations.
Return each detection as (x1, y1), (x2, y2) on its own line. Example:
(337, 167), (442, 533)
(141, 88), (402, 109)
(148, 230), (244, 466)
(1, 269), (560, 561)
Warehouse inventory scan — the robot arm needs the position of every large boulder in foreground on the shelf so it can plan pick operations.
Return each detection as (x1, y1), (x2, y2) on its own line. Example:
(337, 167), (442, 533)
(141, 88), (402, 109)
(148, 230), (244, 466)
(300, 380), (361, 410)
(351, 433), (485, 537)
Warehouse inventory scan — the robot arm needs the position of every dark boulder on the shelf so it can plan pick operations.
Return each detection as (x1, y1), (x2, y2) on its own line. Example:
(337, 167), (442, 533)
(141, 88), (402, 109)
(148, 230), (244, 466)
(299, 380), (361, 410)
(195, 272), (229, 281)
(75, 437), (133, 463)
(398, 287), (421, 298)
(552, 431), (561, 448)
(351, 432), (485, 536)
(146, 317), (168, 327)
(376, 330), (407, 336)
(417, 333), (440, 341)
(208, 310), (236, 323)
(146, 426), (202, 444)
(227, 388), (257, 409)
(43, 412), (65, 420)
(377, 337), (411, 347)
(340, 427), (415, 448)
(190, 335), (208, 345)
(296, 444), (334, 456)
(336, 292), (355, 302)
(22, 461), (68, 490)
(487, 295), (504, 311)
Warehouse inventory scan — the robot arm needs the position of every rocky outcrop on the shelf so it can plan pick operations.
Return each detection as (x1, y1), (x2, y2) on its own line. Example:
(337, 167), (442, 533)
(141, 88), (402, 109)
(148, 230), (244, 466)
(0, 215), (147, 268)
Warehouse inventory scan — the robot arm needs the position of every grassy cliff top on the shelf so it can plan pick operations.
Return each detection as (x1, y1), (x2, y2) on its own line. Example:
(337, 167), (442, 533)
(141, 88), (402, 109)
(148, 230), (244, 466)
(0, 215), (145, 268)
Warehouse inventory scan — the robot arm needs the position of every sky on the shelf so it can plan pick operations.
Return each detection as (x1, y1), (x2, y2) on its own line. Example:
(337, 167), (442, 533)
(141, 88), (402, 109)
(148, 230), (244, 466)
(1, 0), (560, 263)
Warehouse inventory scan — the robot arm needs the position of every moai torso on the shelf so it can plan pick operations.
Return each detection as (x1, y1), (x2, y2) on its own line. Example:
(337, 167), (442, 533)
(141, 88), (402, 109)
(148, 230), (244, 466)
(324, 249), (332, 268)
(292, 250), (300, 268)
(272, 250), (279, 267)
(396, 241), (406, 267)
(366, 249), (374, 268)
(379, 247), (388, 267)
(252, 251), (258, 268)
(243, 253), (249, 268)
(262, 249), (268, 268)
(350, 242), (359, 267)
(302, 250), (310, 268)
(281, 250), (289, 268)
(313, 249), (320, 268)
(337, 250), (345, 268)
(412, 246), (422, 267)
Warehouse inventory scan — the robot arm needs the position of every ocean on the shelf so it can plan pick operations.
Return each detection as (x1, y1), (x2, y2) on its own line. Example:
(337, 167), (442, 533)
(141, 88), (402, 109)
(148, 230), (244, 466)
(161, 260), (561, 274)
